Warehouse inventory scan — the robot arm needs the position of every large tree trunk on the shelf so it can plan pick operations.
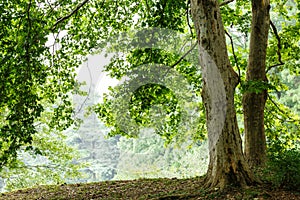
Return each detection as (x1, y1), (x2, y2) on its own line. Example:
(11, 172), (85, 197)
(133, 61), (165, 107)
(243, 0), (270, 168)
(191, 0), (255, 189)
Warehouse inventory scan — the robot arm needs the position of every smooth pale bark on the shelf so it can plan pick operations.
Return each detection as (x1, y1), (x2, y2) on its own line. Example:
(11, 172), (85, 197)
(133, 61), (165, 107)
(243, 0), (270, 168)
(191, 0), (254, 189)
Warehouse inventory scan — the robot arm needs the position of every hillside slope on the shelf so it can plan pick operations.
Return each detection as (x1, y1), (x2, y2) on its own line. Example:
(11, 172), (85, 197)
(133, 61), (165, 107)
(1, 177), (299, 200)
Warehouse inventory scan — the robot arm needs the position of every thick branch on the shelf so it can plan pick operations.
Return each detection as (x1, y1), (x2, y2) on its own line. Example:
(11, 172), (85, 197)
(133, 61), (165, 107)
(266, 20), (284, 73)
(52, 0), (90, 31)
(225, 30), (241, 83)
(186, 0), (193, 39)
(24, 0), (32, 102)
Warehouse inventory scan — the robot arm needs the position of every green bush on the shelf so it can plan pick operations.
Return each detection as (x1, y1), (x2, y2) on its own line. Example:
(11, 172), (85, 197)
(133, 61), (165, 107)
(264, 148), (300, 191)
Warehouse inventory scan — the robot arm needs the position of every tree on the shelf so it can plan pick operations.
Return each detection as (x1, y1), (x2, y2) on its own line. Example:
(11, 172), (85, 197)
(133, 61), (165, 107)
(243, 0), (300, 168)
(190, 0), (254, 188)
(242, 0), (270, 168)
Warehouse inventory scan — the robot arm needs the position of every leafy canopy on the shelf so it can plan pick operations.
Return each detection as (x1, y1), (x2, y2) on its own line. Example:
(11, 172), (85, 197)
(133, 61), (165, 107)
(0, 0), (299, 170)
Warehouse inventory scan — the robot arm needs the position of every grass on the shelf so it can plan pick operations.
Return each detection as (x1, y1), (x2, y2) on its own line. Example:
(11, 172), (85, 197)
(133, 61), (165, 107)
(1, 177), (300, 200)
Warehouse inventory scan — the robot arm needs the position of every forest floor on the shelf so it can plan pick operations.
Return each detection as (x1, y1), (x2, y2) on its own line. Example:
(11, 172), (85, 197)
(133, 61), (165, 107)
(0, 177), (299, 200)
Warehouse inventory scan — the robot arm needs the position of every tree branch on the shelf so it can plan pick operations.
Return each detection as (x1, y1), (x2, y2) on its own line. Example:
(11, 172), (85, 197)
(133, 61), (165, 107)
(163, 42), (197, 79)
(267, 94), (297, 122)
(225, 30), (241, 83)
(25, 0), (32, 82)
(170, 42), (197, 68)
(12, 164), (62, 170)
(186, 0), (193, 39)
(220, 0), (235, 6)
(73, 61), (92, 118)
(266, 20), (284, 73)
(52, 0), (90, 31)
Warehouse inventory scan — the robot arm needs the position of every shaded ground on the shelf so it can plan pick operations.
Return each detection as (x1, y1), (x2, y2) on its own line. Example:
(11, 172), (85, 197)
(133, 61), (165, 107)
(1, 177), (299, 200)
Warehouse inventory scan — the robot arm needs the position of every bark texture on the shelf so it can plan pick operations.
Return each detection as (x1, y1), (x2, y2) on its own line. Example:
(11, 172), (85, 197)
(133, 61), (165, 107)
(190, 0), (254, 189)
(243, 0), (270, 168)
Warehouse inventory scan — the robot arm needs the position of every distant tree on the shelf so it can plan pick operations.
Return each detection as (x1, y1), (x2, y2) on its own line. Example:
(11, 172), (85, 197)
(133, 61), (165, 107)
(115, 129), (208, 180)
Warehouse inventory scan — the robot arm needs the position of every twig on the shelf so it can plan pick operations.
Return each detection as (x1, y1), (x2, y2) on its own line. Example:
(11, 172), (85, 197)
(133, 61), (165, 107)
(163, 42), (197, 79)
(267, 94), (298, 122)
(179, 39), (189, 53)
(225, 30), (241, 83)
(46, 0), (61, 17)
(52, 0), (90, 31)
(186, 0), (193, 39)
(145, 0), (150, 15)
(220, 0), (235, 6)
(266, 20), (284, 73)
(170, 42), (197, 69)
(25, 0), (32, 81)
(10, 164), (62, 170)
(73, 60), (92, 117)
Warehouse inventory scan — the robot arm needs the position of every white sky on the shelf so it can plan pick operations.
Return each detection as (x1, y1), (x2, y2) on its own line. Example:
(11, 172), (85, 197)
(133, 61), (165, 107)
(76, 53), (120, 102)
(45, 31), (120, 103)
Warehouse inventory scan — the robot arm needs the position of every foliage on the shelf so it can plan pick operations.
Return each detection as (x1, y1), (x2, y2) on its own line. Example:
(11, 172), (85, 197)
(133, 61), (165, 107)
(95, 42), (204, 144)
(0, 0), (85, 169)
(265, 94), (300, 153)
(277, 69), (300, 115)
(263, 88), (300, 191)
(0, 0), (143, 170)
(0, 0), (50, 168)
(94, 0), (300, 150)
(0, 137), (83, 192)
(0, 100), (85, 192)
(263, 89), (300, 191)
(264, 147), (300, 191)
(241, 80), (276, 94)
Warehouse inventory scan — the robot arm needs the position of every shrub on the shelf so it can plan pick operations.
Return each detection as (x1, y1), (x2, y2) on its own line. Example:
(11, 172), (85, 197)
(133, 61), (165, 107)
(264, 148), (300, 191)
